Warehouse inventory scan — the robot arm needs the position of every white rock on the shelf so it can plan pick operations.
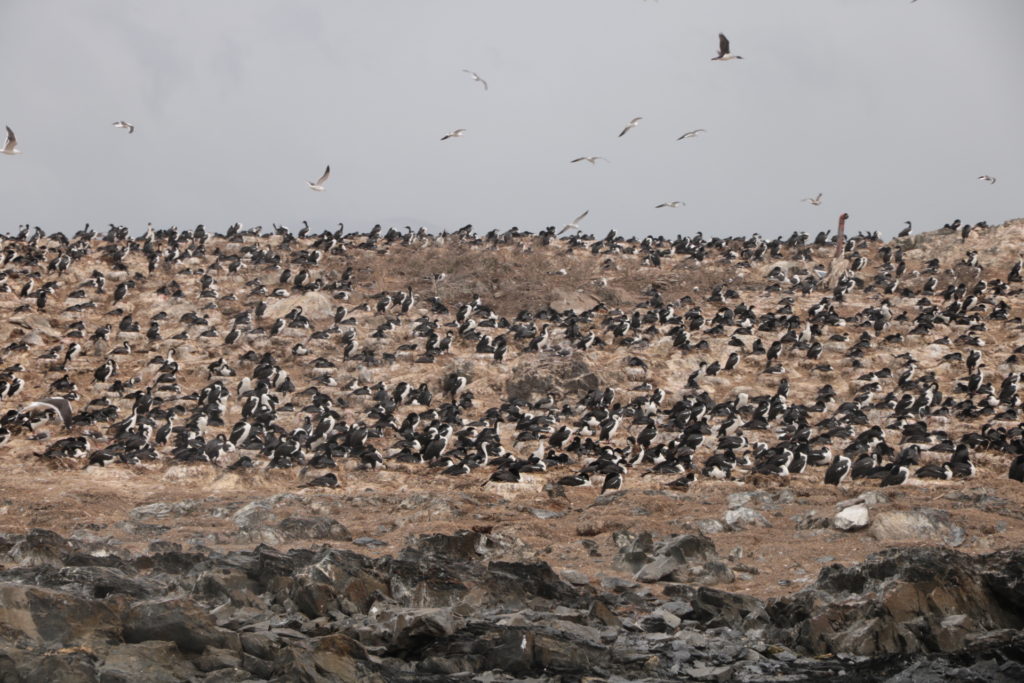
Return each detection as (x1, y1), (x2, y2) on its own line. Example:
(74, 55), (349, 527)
(833, 503), (870, 531)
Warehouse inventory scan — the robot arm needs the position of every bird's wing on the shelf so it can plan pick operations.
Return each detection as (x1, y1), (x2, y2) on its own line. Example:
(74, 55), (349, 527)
(618, 127), (630, 137)
(573, 210), (589, 224)
(719, 33), (730, 55)
(316, 166), (331, 185)
(655, 203), (668, 208)
(128, 124), (135, 134)
(570, 157), (585, 163)
(5, 126), (15, 145)
(33, 397), (73, 428)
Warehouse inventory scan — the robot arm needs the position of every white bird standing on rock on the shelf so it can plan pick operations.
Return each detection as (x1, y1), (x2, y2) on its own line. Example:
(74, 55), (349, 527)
(2, 126), (20, 155)
(307, 165), (330, 191)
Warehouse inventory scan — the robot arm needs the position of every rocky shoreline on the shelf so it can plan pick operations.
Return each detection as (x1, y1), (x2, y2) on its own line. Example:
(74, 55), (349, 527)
(2, 524), (1023, 682)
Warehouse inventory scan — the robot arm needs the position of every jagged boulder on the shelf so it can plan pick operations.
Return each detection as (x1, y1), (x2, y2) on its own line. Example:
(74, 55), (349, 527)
(767, 547), (1024, 656)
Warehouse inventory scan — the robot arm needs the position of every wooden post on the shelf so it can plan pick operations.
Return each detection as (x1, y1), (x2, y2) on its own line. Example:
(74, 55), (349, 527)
(834, 213), (849, 259)
(821, 212), (851, 290)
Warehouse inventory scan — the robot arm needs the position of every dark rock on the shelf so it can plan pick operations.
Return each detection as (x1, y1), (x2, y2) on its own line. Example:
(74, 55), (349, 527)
(278, 517), (352, 542)
(768, 547), (1024, 656)
(192, 565), (263, 607)
(55, 565), (162, 600)
(391, 608), (455, 655)
(690, 586), (769, 629)
(13, 650), (98, 683)
(240, 631), (280, 660)
(122, 597), (240, 654)
(634, 534), (726, 585)
(505, 355), (601, 402)
(6, 529), (71, 567)
(96, 641), (200, 683)
(290, 547), (389, 617)
(483, 561), (586, 609)
(193, 646), (242, 673)
(202, 668), (257, 683)
(0, 582), (122, 647)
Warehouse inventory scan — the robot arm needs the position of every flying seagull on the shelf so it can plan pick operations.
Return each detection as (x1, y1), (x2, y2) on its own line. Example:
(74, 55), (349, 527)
(441, 128), (466, 141)
(571, 156), (608, 165)
(462, 69), (488, 90)
(677, 129), (706, 141)
(712, 33), (743, 61)
(112, 121), (135, 134)
(618, 117), (642, 137)
(307, 165), (330, 192)
(2, 126), (20, 155)
(22, 397), (73, 429)
(558, 210), (589, 235)
(978, 175), (997, 184)
(655, 201), (685, 208)
(802, 193), (823, 206)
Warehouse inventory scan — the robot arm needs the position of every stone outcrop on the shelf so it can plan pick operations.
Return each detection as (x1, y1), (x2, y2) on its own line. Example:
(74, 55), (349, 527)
(1, 528), (1023, 681)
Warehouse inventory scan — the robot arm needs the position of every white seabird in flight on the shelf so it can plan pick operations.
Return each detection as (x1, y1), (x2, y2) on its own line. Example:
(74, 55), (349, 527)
(441, 128), (466, 141)
(655, 201), (685, 208)
(113, 121), (136, 134)
(558, 210), (589, 235)
(22, 397), (73, 429)
(2, 126), (20, 155)
(677, 129), (706, 141)
(571, 156), (608, 165)
(307, 165), (331, 192)
(802, 193), (823, 206)
(978, 175), (997, 184)
(618, 117), (642, 137)
(462, 69), (488, 90)
(712, 33), (743, 61)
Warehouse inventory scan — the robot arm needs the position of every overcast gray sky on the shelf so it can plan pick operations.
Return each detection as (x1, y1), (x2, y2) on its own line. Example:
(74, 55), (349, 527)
(1, 1), (1021, 238)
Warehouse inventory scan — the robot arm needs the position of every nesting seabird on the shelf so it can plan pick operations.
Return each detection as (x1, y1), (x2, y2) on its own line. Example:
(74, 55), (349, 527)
(441, 128), (466, 141)
(112, 121), (135, 134)
(462, 69), (488, 90)
(307, 165), (330, 192)
(655, 201), (684, 208)
(978, 175), (997, 184)
(618, 117), (642, 137)
(802, 193), (823, 206)
(712, 33), (743, 61)
(2, 126), (20, 155)
(22, 397), (73, 429)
